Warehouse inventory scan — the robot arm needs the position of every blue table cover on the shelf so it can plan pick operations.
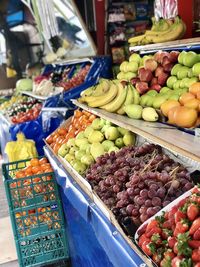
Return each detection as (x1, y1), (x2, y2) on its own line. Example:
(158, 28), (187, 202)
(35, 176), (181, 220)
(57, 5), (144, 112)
(44, 146), (148, 267)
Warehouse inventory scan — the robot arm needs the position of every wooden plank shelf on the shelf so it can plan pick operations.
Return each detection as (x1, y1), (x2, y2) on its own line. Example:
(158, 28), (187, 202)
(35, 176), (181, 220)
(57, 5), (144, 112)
(72, 100), (200, 166)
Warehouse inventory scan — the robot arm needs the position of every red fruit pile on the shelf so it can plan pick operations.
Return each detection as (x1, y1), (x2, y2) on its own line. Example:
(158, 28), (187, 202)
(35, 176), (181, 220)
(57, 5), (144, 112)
(11, 103), (42, 124)
(138, 185), (200, 266)
(131, 51), (180, 94)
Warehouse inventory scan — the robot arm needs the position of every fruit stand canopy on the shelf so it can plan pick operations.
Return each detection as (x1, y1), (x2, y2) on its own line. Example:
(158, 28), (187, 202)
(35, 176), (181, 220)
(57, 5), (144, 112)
(5, 0), (24, 27)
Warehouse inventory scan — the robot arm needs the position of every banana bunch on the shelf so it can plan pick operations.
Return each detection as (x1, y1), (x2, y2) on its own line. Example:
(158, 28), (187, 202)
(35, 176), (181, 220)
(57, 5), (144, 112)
(78, 79), (140, 114)
(128, 16), (186, 46)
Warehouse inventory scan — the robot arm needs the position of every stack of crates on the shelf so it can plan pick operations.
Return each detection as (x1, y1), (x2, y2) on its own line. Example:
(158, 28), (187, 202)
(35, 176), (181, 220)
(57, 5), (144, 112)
(3, 158), (69, 267)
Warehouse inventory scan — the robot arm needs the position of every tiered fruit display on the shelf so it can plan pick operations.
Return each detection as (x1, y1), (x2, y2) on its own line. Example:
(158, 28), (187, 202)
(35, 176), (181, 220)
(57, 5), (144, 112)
(86, 143), (193, 225)
(0, 95), (27, 112)
(46, 109), (96, 153)
(128, 16), (186, 46)
(138, 185), (200, 266)
(57, 118), (136, 174)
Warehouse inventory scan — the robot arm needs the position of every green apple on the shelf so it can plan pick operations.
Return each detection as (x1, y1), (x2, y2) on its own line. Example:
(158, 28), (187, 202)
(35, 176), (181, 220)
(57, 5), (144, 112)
(146, 90), (158, 97)
(88, 130), (104, 143)
(117, 126), (129, 136)
(81, 154), (94, 165)
(75, 150), (85, 160)
(182, 51), (199, 67)
(120, 61), (129, 72)
(178, 51), (187, 64)
(64, 154), (75, 163)
(105, 126), (120, 141)
(129, 53), (141, 63)
(108, 146), (120, 153)
(123, 132), (136, 146)
(124, 72), (137, 81)
(124, 104), (143, 119)
(166, 76), (177, 88)
(127, 62), (138, 73)
(192, 62), (200, 76)
(75, 138), (89, 148)
(115, 137), (124, 148)
(168, 94), (180, 101)
(171, 64), (183, 76)
(180, 78), (190, 88)
(58, 143), (69, 158)
(152, 96), (168, 109)
(91, 118), (105, 130)
(102, 140), (115, 151)
(177, 67), (189, 80)
(173, 80), (182, 90)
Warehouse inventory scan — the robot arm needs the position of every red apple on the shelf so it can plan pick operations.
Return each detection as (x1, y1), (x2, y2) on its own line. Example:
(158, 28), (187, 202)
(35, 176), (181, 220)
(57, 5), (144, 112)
(163, 63), (174, 72)
(161, 56), (171, 66)
(136, 82), (149, 94)
(169, 51), (180, 63)
(144, 59), (158, 72)
(157, 72), (169, 86)
(154, 51), (169, 63)
(150, 77), (158, 86)
(155, 66), (164, 77)
(130, 77), (140, 86)
(138, 68), (153, 82)
(150, 84), (161, 92)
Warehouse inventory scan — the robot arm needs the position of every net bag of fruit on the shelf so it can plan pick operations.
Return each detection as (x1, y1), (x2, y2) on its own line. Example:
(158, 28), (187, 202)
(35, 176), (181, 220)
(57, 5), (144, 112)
(5, 132), (38, 162)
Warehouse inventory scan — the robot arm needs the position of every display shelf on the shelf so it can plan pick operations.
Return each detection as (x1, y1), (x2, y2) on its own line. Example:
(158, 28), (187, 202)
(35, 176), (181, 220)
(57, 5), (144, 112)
(21, 90), (63, 101)
(72, 100), (200, 167)
(129, 37), (200, 54)
(44, 144), (154, 267)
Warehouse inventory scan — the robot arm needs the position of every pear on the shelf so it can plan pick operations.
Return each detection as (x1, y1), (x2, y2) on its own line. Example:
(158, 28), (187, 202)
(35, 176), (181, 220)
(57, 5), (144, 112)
(146, 90), (158, 97)
(75, 138), (89, 148)
(91, 118), (105, 130)
(117, 127), (129, 136)
(84, 126), (94, 138)
(152, 96), (167, 109)
(115, 138), (124, 148)
(58, 143), (69, 157)
(108, 146), (120, 153)
(64, 154), (75, 163)
(105, 126), (120, 141)
(160, 87), (171, 94)
(69, 146), (79, 155)
(81, 154), (94, 165)
(140, 95), (153, 107)
(80, 143), (90, 151)
(72, 160), (87, 175)
(102, 140), (115, 151)
(76, 132), (85, 139)
(90, 143), (105, 160)
(86, 144), (91, 154)
(129, 53), (141, 63)
(101, 124), (110, 134)
(124, 104), (143, 119)
(123, 133), (136, 146)
(67, 138), (76, 148)
(88, 130), (104, 143)
(75, 150), (85, 160)
(142, 107), (158, 122)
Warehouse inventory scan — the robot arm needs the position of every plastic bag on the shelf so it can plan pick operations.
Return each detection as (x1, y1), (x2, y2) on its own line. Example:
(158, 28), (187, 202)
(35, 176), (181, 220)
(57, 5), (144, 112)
(154, 0), (178, 19)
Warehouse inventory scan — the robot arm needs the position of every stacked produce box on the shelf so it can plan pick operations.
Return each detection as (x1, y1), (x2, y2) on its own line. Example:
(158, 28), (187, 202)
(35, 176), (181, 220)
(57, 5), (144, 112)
(3, 157), (68, 267)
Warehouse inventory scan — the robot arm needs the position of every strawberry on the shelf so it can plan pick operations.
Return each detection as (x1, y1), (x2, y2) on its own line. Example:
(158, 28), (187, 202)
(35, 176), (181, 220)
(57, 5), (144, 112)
(173, 220), (189, 237)
(138, 234), (150, 247)
(152, 253), (162, 264)
(191, 186), (200, 194)
(163, 220), (172, 229)
(160, 258), (171, 267)
(145, 220), (159, 233)
(146, 226), (162, 238)
(189, 218), (200, 235)
(192, 249), (200, 262)
(175, 209), (186, 223)
(164, 249), (176, 259)
(188, 240), (200, 249)
(173, 242), (178, 254)
(194, 228), (200, 240)
(162, 228), (173, 239)
(177, 198), (187, 208)
(168, 236), (177, 249)
(141, 240), (155, 256)
(187, 203), (199, 221)
(194, 263), (200, 267)
(151, 233), (162, 245)
(171, 256), (183, 267)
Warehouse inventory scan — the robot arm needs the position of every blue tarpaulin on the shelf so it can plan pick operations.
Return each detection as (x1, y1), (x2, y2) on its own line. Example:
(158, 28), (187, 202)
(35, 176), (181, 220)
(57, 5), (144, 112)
(44, 146), (148, 267)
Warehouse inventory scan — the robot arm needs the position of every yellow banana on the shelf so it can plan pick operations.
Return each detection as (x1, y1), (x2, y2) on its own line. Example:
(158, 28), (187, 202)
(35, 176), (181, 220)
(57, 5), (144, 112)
(80, 86), (95, 97)
(128, 34), (146, 44)
(87, 83), (118, 108)
(117, 85), (134, 115)
(101, 83), (127, 113)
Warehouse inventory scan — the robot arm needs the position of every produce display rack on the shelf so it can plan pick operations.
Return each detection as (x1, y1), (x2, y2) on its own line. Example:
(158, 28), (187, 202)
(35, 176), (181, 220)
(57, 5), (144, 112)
(72, 100), (200, 168)
(129, 37), (200, 54)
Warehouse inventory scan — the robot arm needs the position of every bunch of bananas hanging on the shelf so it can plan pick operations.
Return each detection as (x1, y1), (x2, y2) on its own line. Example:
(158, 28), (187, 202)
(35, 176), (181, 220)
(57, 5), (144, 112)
(78, 79), (140, 114)
(128, 16), (186, 46)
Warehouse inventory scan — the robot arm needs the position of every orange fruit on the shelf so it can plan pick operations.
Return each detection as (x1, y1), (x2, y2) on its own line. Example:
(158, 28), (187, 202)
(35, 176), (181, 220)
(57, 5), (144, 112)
(16, 170), (26, 179)
(184, 98), (200, 110)
(30, 158), (40, 167)
(179, 92), (195, 105)
(160, 100), (180, 117)
(39, 158), (48, 165)
(189, 82), (200, 96)
(32, 166), (41, 174)
(46, 135), (53, 144)
(196, 91), (200, 100)
(57, 128), (67, 135)
(167, 106), (180, 124)
(74, 109), (82, 118)
(173, 106), (198, 128)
